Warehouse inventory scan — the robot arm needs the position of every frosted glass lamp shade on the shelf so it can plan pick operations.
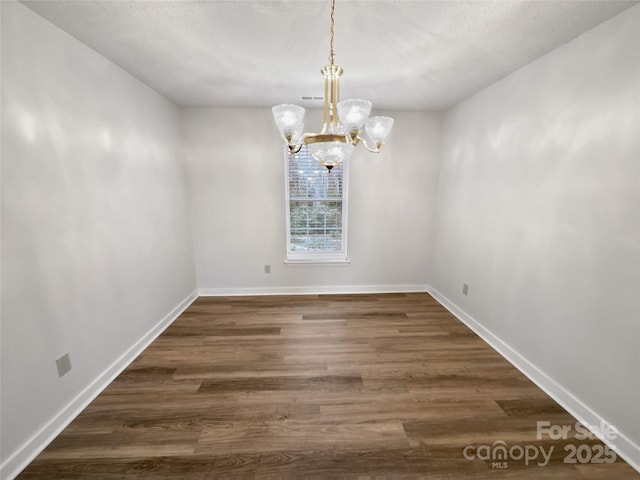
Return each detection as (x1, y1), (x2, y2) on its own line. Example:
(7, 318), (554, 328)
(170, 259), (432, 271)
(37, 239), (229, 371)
(272, 104), (305, 143)
(307, 140), (355, 169)
(365, 116), (394, 145)
(290, 123), (304, 145)
(337, 99), (372, 131)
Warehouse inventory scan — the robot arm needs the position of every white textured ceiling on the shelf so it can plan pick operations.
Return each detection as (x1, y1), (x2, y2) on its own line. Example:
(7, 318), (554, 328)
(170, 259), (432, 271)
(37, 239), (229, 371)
(22, 0), (638, 111)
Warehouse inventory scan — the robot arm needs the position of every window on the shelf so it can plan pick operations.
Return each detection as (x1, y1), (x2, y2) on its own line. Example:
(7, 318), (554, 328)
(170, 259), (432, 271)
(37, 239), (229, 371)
(285, 145), (349, 263)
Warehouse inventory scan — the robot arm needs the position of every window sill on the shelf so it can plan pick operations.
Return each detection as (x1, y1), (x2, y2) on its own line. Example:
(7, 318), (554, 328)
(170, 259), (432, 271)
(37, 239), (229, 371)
(285, 255), (350, 266)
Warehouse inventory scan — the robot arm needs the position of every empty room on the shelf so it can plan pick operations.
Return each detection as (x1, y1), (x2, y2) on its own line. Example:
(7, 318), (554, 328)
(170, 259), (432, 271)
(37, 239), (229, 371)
(1, 0), (639, 478)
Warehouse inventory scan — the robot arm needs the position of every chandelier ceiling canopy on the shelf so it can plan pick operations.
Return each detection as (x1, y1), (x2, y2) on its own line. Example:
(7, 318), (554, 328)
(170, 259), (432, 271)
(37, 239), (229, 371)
(272, 0), (394, 170)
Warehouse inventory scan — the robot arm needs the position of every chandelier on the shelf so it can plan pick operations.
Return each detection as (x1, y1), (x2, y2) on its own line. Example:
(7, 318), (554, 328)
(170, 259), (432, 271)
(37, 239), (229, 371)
(272, 0), (394, 171)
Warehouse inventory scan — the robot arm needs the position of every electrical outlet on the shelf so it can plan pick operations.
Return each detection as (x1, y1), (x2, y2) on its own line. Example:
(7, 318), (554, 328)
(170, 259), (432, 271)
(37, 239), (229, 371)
(463, 284), (469, 296)
(264, 264), (271, 274)
(56, 353), (72, 377)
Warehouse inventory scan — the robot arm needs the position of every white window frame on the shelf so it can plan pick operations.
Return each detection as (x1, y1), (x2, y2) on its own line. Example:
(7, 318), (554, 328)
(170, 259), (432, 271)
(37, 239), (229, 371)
(284, 145), (350, 265)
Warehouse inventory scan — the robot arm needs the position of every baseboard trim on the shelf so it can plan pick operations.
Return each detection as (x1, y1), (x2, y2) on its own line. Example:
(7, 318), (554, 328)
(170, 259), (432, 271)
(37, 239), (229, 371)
(427, 286), (640, 474)
(0, 290), (198, 480)
(198, 284), (429, 296)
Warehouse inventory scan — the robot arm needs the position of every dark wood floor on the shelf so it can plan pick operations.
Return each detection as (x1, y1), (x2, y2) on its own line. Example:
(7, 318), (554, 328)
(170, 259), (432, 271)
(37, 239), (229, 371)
(18, 293), (639, 479)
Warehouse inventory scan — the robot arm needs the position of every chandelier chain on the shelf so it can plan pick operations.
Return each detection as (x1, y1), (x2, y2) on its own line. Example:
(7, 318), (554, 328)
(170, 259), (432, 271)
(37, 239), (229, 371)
(329, 0), (336, 64)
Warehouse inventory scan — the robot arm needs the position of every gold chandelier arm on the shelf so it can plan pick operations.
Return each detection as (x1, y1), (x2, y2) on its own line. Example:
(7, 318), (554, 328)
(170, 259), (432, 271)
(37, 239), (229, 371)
(357, 135), (383, 153)
(288, 143), (303, 154)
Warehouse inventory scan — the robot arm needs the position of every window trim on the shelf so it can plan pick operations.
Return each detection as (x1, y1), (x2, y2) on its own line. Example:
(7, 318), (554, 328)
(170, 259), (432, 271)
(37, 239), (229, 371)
(284, 145), (349, 265)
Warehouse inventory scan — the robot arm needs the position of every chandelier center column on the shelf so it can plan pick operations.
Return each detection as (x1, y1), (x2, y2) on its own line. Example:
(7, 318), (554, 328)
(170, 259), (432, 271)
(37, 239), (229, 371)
(321, 64), (343, 134)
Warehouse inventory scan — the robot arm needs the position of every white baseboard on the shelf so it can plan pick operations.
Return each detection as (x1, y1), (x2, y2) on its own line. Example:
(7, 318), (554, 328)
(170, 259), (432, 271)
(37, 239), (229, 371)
(198, 284), (429, 296)
(0, 290), (198, 480)
(427, 286), (640, 474)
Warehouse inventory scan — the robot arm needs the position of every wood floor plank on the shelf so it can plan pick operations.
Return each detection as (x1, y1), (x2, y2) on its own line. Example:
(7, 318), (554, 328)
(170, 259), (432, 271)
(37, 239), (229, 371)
(17, 293), (639, 479)
(319, 398), (507, 424)
(198, 374), (364, 393)
(195, 421), (410, 455)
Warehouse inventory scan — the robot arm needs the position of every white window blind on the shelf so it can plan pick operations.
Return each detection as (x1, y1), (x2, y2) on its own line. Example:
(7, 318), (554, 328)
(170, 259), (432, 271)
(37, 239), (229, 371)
(285, 145), (349, 263)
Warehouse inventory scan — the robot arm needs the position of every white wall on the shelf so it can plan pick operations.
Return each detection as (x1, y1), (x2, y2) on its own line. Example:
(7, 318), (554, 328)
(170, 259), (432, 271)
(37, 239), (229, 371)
(432, 3), (640, 466)
(0, 2), (197, 475)
(183, 107), (440, 294)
